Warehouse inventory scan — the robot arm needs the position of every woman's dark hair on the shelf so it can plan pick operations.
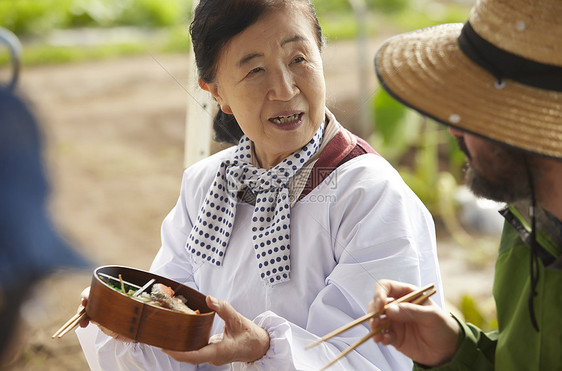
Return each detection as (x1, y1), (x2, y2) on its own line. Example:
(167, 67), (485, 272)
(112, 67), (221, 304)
(190, 0), (323, 145)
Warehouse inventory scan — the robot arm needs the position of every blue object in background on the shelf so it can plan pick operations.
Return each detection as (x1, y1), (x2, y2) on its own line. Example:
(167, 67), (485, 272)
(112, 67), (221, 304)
(0, 27), (91, 357)
(0, 89), (92, 288)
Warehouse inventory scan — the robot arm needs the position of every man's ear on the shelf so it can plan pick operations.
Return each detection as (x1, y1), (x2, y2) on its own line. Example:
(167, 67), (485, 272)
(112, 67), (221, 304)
(198, 78), (232, 114)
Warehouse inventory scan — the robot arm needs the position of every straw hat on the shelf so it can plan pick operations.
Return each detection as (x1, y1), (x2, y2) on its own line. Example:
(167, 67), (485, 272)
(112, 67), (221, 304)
(375, 0), (562, 159)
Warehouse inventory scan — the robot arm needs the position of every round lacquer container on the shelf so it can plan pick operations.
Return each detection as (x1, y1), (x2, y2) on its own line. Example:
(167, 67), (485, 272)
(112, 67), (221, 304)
(86, 265), (215, 351)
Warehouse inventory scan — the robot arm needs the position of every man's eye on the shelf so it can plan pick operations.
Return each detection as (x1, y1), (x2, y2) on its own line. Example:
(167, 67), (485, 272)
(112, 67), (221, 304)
(293, 56), (305, 64)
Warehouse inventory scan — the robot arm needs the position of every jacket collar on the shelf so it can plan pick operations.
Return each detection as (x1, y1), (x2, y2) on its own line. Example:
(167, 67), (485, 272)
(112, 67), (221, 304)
(500, 200), (562, 266)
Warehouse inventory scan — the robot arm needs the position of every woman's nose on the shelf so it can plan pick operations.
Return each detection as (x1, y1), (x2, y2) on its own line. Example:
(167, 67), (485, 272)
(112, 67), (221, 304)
(267, 68), (298, 101)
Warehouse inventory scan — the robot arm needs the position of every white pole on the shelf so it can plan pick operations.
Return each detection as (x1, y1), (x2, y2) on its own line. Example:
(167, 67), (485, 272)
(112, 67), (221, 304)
(184, 0), (215, 169)
(347, 0), (372, 132)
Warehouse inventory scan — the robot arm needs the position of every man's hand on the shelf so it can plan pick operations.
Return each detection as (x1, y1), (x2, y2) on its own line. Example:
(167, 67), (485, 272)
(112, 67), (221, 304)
(369, 279), (460, 367)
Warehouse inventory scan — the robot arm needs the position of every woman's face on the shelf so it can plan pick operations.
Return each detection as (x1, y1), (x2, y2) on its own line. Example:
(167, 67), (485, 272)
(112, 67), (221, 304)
(202, 5), (326, 168)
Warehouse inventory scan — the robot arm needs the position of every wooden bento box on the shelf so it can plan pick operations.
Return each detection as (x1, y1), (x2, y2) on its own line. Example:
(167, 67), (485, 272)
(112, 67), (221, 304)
(86, 265), (215, 351)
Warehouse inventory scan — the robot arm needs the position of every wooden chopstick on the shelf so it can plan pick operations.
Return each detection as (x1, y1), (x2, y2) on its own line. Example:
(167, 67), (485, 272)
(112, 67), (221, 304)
(317, 287), (436, 371)
(318, 322), (390, 371)
(51, 277), (155, 340)
(52, 306), (87, 339)
(98, 272), (141, 290)
(306, 283), (434, 350)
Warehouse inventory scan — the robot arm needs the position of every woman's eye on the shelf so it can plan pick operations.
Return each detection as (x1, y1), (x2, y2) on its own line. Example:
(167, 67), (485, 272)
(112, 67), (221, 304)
(293, 56), (305, 64)
(248, 67), (263, 75)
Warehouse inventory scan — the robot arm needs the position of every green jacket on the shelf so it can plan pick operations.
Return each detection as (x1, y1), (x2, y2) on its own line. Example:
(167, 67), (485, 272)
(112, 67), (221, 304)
(415, 204), (562, 370)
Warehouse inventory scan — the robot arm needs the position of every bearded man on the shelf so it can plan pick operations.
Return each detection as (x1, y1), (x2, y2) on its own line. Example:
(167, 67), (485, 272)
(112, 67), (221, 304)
(368, 0), (562, 369)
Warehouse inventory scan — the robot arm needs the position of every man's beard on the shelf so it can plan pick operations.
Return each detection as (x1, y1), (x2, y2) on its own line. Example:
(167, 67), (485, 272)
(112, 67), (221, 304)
(457, 137), (533, 204)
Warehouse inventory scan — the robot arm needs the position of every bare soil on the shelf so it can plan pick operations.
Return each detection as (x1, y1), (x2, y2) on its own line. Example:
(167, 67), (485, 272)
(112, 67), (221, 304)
(3, 38), (495, 370)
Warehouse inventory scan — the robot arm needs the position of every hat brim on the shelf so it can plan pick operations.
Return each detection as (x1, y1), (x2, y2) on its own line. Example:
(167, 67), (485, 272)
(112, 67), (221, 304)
(375, 23), (562, 159)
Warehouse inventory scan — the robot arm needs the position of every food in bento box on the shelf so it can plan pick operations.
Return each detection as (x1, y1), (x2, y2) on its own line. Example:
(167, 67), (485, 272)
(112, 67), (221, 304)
(103, 275), (200, 315)
(150, 283), (200, 315)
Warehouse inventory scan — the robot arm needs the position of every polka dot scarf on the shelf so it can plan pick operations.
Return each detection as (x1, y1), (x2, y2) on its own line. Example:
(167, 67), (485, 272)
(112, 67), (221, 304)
(186, 123), (325, 286)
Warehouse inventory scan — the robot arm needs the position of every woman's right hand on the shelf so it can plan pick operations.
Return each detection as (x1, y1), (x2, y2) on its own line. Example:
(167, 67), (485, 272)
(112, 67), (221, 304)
(78, 286), (134, 342)
(369, 279), (461, 367)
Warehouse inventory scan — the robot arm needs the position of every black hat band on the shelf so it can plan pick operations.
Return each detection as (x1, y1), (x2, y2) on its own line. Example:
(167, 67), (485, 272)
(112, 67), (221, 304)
(458, 21), (562, 92)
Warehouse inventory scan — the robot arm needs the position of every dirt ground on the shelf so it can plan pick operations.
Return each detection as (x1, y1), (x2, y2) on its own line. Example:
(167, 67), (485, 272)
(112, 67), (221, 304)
(3, 38), (496, 370)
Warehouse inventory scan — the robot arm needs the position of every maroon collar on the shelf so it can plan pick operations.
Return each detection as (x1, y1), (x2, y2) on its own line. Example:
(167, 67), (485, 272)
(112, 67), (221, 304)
(299, 128), (378, 201)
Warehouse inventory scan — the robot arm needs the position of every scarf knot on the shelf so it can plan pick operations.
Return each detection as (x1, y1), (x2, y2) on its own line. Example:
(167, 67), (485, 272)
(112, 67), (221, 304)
(226, 163), (291, 194)
(186, 123), (324, 286)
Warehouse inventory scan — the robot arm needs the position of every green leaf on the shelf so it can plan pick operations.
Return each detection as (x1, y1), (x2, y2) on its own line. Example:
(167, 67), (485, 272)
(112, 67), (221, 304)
(373, 88), (407, 141)
(460, 295), (485, 328)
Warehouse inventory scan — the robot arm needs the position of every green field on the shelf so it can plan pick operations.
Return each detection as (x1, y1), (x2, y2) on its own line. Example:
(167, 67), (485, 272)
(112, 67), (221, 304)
(0, 0), (470, 65)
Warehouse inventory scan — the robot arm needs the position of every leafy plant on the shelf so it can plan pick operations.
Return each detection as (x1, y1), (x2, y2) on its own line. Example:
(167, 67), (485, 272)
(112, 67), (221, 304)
(366, 0), (410, 13)
(370, 86), (420, 163)
(311, 0), (352, 13)
(0, 0), (191, 36)
(0, 0), (74, 35)
(460, 295), (498, 332)
(119, 0), (188, 28)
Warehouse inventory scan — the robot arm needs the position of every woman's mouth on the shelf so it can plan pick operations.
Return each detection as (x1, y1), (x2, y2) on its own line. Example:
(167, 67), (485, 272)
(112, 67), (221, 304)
(269, 113), (304, 129)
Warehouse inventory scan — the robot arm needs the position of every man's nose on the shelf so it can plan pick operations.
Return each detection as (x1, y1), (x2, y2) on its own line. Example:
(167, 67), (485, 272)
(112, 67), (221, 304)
(448, 126), (464, 138)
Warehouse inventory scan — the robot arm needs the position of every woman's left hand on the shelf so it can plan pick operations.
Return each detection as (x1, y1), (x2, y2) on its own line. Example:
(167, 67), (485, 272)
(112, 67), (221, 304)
(162, 296), (270, 366)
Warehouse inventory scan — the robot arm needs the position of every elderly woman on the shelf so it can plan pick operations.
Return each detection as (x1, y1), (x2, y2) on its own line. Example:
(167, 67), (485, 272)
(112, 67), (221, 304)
(77, 0), (443, 369)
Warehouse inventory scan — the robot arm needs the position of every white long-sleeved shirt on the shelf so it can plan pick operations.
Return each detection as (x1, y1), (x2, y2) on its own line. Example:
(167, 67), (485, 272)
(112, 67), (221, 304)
(77, 137), (443, 371)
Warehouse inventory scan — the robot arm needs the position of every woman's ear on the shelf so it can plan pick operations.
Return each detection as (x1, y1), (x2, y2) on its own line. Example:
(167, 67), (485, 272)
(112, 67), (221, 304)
(198, 77), (211, 92)
(220, 104), (233, 114)
(198, 78), (232, 114)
